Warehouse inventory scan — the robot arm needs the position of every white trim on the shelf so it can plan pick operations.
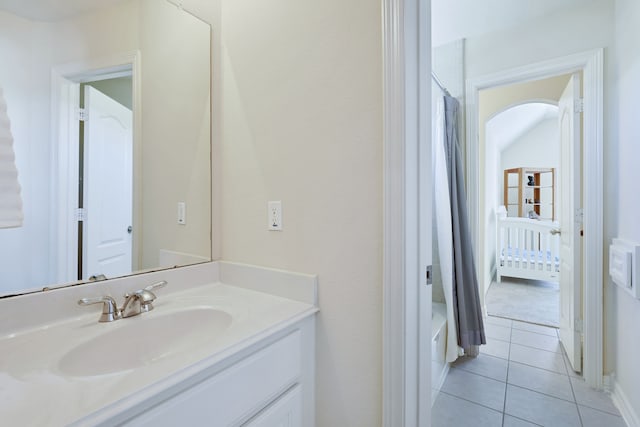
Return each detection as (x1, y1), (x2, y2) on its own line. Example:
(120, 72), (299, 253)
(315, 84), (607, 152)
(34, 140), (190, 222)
(417, 0), (432, 424)
(131, 53), (143, 272)
(382, 0), (431, 426)
(50, 74), (80, 284)
(581, 49), (604, 390)
(465, 49), (604, 389)
(382, 0), (408, 423)
(610, 374), (640, 427)
(431, 364), (450, 407)
(50, 51), (141, 283)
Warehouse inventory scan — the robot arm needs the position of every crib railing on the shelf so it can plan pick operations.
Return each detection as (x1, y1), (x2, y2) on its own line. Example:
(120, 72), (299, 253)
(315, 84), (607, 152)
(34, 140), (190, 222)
(496, 211), (560, 282)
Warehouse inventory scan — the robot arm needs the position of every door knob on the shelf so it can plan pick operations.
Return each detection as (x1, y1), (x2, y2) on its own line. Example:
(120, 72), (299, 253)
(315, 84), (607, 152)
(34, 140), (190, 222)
(550, 229), (561, 235)
(127, 226), (133, 233)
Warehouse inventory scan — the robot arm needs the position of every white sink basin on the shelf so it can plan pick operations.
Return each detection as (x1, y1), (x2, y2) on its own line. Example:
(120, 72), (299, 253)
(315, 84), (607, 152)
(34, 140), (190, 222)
(58, 307), (232, 377)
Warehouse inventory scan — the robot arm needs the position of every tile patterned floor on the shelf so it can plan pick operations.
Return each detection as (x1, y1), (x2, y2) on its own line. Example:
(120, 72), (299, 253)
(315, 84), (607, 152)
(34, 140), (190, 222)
(432, 316), (626, 427)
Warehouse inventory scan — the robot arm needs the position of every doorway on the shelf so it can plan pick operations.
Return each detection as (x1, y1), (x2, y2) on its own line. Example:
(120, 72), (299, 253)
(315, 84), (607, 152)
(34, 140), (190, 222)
(486, 105), (562, 328)
(431, 54), (610, 426)
(465, 50), (604, 388)
(480, 75), (571, 330)
(51, 53), (141, 286)
(474, 70), (586, 375)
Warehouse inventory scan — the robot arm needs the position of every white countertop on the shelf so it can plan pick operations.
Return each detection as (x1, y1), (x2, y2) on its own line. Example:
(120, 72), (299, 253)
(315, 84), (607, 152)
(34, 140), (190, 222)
(0, 262), (317, 426)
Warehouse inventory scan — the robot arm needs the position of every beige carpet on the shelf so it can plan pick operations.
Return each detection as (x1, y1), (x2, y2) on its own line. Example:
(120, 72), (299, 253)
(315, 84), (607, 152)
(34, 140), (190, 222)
(485, 277), (559, 327)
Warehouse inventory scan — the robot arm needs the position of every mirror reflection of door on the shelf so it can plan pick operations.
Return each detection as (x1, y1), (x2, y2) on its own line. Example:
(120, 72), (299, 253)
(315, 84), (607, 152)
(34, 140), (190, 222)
(78, 79), (133, 280)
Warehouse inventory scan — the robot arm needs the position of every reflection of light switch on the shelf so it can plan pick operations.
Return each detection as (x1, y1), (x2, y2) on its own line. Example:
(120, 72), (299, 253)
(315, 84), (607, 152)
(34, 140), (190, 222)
(177, 202), (186, 225)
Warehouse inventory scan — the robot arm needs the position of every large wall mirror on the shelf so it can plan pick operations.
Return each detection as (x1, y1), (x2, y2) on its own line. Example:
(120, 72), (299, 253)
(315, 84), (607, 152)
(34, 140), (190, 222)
(0, 0), (212, 297)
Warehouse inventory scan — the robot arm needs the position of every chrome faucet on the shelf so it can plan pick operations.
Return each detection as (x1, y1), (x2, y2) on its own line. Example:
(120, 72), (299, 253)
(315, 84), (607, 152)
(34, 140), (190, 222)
(78, 280), (168, 322)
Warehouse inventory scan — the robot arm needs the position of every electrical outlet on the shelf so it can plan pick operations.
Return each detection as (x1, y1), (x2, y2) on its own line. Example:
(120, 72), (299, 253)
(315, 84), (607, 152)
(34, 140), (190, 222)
(268, 201), (282, 231)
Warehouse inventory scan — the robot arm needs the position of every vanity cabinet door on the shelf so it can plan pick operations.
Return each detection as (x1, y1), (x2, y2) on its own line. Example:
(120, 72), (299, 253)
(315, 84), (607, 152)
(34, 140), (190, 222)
(122, 331), (301, 427)
(243, 385), (302, 427)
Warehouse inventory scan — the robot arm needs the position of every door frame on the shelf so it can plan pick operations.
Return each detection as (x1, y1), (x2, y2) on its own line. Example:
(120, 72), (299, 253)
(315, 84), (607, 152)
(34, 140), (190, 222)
(50, 51), (141, 284)
(382, 0), (432, 426)
(465, 49), (604, 389)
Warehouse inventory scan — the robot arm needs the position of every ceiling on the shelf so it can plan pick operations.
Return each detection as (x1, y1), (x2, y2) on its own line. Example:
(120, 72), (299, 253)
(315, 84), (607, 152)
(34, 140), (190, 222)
(0, 0), (127, 22)
(431, 0), (603, 46)
(2, 0), (599, 36)
(486, 103), (558, 152)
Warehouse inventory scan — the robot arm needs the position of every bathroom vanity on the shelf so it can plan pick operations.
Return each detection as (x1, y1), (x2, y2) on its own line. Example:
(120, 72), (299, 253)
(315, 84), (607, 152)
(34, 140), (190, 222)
(0, 262), (318, 426)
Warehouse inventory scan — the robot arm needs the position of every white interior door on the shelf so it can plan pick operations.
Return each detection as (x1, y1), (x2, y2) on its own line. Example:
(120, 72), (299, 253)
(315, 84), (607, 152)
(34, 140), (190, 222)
(83, 86), (133, 279)
(558, 73), (582, 373)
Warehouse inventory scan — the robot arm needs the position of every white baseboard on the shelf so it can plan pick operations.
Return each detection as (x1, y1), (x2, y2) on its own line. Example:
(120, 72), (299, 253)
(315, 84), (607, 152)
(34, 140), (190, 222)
(431, 363), (450, 407)
(490, 264), (497, 281)
(610, 374), (639, 427)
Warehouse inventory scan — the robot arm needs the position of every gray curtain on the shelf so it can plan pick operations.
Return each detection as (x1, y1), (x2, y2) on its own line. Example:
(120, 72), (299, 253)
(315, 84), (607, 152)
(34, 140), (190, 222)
(443, 95), (486, 354)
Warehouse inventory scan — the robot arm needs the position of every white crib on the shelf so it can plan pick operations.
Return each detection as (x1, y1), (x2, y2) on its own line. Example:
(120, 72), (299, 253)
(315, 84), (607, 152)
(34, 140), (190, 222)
(496, 210), (560, 283)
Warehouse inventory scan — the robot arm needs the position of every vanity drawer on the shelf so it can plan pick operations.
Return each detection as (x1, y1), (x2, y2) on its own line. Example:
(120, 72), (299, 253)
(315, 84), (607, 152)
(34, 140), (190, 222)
(243, 384), (302, 427)
(124, 331), (302, 426)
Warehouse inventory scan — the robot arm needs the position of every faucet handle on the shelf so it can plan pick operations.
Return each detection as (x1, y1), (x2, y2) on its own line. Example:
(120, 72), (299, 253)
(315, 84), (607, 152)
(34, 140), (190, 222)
(120, 281), (168, 318)
(78, 296), (121, 322)
(144, 280), (167, 292)
(127, 289), (156, 310)
(135, 281), (167, 314)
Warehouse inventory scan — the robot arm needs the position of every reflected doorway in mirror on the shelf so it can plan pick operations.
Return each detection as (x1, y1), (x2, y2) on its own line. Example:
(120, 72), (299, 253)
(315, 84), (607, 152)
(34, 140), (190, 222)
(0, 0), (212, 297)
(53, 61), (137, 285)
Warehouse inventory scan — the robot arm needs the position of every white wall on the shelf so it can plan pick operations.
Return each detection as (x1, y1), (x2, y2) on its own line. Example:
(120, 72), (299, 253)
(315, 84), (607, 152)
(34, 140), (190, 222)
(214, 1), (383, 425)
(138, 0), (211, 269)
(0, 11), (50, 294)
(501, 118), (559, 177)
(608, 0), (640, 421)
(432, 0), (591, 48)
(465, 0), (614, 79)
